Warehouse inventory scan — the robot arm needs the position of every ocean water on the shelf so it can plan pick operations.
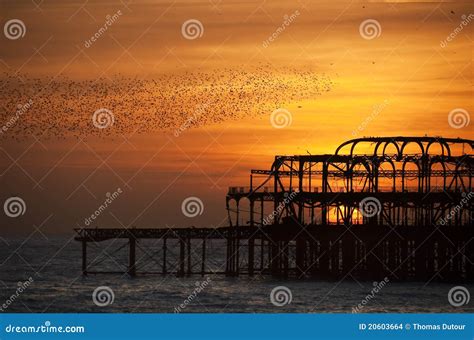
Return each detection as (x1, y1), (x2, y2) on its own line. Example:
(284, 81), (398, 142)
(0, 236), (472, 313)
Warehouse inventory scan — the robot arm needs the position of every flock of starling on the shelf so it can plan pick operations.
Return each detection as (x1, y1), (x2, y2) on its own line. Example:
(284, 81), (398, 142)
(0, 65), (333, 139)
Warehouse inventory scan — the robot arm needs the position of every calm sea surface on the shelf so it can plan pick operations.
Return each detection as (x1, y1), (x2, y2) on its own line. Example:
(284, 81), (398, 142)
(0, 236), (472, 313)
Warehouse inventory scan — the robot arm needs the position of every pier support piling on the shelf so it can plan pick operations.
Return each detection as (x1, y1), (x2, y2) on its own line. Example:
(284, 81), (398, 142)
(162, 237), (167, 275)
(201, 238), (206, 276)
(178, 238), (185, 277)
(248, 238), (254, 276)
(82, 240), (87, 276)
(186, 238), (191, 276)
(128, 237), (136, 277)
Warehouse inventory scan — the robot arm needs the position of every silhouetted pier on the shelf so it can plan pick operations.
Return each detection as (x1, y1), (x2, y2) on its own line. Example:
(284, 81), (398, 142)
(75, 136), (473, 281)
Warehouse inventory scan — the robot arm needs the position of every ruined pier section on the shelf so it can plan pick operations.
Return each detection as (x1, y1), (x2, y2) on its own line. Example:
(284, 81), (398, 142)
(75, 137), (473, 281)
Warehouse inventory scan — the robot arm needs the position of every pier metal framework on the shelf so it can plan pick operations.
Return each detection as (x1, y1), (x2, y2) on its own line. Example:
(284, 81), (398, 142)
(75, 137), (473, 281)
(224, 137), (473, 280)
(226, 137), (473, 228)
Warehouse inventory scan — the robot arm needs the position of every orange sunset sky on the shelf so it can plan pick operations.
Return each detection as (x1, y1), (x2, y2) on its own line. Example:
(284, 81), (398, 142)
(0, 0), (472, 233)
